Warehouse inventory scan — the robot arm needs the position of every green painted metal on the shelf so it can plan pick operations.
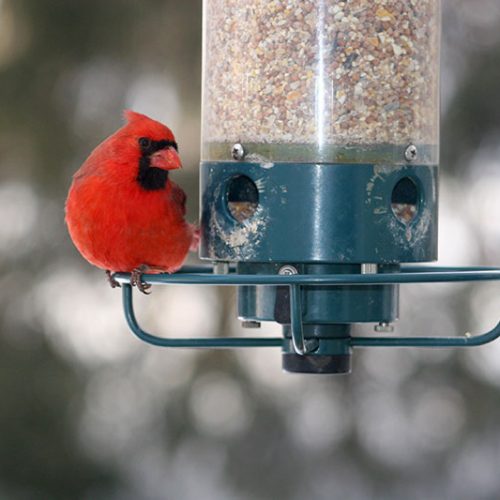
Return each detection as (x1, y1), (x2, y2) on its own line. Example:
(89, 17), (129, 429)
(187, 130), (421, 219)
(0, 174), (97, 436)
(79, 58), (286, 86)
(122, 284), (282, 348)
(351, 323), (500, 348)
(196, 160), (440, 371)
(200, 162), (438, 264)
(237, 263), (399, 324)
(114, 267), (500, 286)
(118, 265), (500, 352)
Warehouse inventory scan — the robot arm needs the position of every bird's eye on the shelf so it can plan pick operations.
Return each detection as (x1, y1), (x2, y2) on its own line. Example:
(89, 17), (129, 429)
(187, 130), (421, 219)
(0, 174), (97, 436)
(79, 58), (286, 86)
(139, 137), (151, 149)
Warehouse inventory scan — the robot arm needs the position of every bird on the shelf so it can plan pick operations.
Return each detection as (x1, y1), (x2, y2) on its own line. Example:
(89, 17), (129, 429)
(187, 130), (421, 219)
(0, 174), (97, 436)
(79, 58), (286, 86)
(65, 110), (199, 294)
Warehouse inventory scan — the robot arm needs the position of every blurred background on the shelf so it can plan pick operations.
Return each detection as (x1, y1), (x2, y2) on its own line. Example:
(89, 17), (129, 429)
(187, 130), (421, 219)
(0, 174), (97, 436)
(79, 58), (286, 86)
(0, 0), (500, 498)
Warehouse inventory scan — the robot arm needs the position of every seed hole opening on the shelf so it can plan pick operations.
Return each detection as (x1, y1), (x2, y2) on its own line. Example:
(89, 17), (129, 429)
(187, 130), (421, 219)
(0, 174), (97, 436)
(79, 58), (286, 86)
(227, 175), (259, 222)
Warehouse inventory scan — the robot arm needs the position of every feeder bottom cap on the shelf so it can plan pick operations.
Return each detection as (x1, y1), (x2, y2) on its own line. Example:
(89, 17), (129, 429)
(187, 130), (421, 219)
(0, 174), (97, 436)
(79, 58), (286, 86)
(282, 353), (351, 375)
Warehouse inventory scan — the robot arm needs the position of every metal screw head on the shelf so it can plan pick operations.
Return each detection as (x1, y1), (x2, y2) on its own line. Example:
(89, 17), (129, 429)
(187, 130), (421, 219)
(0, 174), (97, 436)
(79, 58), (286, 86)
(241, 321), (261, 329)
(231, 143), (245, 161)
(279, 265), (298, 276)
(213, 262), (230, 275)
(374, 322), (394, 333)
(404, 144), (418, 162)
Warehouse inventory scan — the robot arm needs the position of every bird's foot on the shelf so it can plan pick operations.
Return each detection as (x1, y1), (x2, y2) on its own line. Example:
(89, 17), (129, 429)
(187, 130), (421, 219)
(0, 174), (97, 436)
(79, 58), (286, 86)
(130, 266), (152, 295)
(106, 270), (121, 289)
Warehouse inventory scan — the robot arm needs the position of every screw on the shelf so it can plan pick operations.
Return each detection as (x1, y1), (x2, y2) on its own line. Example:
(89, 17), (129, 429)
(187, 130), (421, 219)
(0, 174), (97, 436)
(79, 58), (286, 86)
(361, 263), (378, 275)
(242, 321), (261, 329)
(279, 265), (298, 276)
(404, 144), (418, 162)
(231, 143), (245, 161)
(375, 322), (394, 333)
(213, 262), (230, 275)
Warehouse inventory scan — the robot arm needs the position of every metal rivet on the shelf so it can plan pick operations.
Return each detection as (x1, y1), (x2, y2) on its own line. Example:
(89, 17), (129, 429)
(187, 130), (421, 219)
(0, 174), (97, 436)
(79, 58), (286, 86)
(404, 144), (418, 162)
(231, 143), (245, 161)
(279, 265), (298, 276)
(374, 322), (394, 333)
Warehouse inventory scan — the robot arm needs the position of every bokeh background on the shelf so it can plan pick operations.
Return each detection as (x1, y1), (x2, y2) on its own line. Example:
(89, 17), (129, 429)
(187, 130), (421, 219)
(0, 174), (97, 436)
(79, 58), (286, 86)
(0, 0), (500, 498)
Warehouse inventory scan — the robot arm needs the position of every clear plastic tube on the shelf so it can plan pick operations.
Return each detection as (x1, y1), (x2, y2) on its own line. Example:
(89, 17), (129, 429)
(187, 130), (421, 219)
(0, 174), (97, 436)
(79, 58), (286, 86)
(202, 0), (440, 164)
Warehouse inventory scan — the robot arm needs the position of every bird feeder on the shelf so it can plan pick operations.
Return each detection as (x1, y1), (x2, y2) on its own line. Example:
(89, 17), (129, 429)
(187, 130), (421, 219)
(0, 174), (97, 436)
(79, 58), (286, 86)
(117, 0), (500, 373)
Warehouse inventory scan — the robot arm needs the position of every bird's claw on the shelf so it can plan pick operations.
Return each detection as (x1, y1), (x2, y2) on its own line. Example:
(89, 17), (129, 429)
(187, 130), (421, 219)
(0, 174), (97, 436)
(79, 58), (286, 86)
(106, 270), (121, 289)
(190, 225), (200, 252)
(130, 267), (152, 295)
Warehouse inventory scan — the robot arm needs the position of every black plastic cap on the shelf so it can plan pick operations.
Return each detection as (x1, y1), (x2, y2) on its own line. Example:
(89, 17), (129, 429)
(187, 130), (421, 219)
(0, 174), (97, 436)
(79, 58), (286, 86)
(282, 354), (351, 374)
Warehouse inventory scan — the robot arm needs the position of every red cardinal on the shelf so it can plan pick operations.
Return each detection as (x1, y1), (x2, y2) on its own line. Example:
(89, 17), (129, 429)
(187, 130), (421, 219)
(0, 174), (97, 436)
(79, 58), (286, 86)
(65, 110), (199, 293)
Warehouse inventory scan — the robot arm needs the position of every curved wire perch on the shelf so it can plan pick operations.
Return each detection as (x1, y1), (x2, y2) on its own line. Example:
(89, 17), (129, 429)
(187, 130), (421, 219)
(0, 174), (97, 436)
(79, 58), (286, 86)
(351, 321), (500, 348)
(114, 267), (500, 287)
(122, 279), (310, 351)
(290, 284), (319, 355)
(122, 284), (283, 348)
(119, 266), (500, 352)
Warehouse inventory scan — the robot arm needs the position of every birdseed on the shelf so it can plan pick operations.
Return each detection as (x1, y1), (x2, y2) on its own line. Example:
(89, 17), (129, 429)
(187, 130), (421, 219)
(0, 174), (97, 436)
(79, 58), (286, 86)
(202, 0), (440, 164)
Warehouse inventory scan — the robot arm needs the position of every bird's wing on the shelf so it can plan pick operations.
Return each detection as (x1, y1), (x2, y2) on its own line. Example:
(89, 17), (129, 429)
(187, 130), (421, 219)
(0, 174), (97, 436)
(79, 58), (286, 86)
(73, 135), (125, 181)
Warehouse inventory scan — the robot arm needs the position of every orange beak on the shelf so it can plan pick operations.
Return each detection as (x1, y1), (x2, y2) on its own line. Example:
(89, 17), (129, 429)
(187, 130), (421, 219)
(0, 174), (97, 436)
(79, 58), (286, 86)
(150, 147), (182, 170)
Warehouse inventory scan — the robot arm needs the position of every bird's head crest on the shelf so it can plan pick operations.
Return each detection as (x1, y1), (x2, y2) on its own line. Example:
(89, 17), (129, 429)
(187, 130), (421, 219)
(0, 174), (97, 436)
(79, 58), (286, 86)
(123, 109), (150, 124)
(122, 110), (176, 143)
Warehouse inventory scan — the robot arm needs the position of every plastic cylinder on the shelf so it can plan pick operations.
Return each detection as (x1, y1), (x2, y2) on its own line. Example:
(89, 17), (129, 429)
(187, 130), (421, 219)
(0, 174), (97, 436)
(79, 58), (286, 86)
(201, 0), (441, 165)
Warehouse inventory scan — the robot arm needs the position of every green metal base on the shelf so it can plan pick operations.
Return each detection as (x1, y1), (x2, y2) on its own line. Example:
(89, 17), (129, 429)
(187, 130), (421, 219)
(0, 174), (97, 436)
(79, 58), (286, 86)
(200, 162), (438, 263)
(238, 263), (398, 324)
(200, 161), (438, 364)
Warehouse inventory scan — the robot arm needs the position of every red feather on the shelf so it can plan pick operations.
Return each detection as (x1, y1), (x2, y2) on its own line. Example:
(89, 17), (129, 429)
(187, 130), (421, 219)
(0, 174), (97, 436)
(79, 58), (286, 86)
(65, 111), (198, 275)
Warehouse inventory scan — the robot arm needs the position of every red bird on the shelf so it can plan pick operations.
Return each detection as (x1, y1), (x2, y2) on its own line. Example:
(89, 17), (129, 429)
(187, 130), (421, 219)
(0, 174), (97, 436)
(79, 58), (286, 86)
(65, 110), (199, 293)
